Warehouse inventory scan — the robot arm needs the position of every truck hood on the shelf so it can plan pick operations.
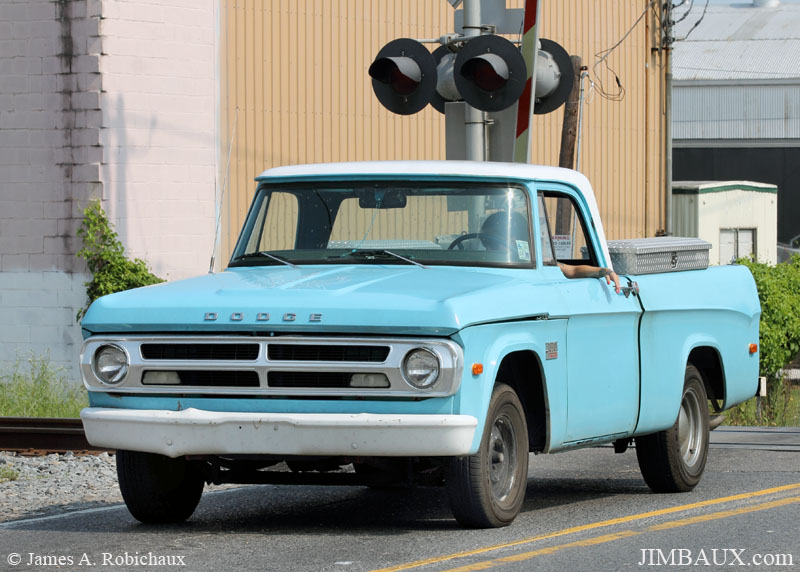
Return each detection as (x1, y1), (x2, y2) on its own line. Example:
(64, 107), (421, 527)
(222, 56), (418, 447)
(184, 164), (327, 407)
(81, 265), (545, 336)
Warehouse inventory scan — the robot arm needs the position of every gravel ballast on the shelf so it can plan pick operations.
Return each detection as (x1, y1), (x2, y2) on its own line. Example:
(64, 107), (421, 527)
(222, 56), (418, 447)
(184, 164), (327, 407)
(0, 451), (122, 522)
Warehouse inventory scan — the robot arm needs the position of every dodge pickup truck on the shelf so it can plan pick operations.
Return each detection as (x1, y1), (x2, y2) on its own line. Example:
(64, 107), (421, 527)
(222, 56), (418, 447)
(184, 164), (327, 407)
(80, 161), (761, 528)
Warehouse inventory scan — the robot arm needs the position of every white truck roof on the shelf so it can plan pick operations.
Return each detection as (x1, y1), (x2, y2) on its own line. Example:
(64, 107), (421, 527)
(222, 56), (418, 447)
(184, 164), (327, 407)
(256, 160), (610, 266)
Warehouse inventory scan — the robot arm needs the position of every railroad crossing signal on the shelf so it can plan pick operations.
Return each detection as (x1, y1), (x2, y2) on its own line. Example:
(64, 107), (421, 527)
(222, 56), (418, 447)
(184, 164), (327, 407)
(368, 36), (572, 116)
(368, 38), (438, 115)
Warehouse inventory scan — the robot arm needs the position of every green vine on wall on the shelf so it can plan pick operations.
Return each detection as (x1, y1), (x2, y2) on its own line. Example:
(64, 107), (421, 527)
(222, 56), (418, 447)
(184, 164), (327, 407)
(76, 200), (164, 320)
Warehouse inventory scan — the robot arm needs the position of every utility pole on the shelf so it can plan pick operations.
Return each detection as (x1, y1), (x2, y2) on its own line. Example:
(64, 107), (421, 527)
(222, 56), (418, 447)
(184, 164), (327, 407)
(663, 1), (674, 236)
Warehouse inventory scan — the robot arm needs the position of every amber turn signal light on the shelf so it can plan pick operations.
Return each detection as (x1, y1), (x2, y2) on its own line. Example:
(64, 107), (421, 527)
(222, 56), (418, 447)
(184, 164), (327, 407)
(471, 363), (484, 375)
(749, 343), (758, 354)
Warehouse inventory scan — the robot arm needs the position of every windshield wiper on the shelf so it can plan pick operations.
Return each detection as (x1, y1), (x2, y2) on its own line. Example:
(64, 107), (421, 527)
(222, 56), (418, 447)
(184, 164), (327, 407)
(336, 249), (427, 269)
(232, 251), (298, 268)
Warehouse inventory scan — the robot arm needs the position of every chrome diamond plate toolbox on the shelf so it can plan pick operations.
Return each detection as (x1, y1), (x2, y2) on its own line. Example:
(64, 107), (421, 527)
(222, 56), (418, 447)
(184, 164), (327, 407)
(607, 237), (711, 275)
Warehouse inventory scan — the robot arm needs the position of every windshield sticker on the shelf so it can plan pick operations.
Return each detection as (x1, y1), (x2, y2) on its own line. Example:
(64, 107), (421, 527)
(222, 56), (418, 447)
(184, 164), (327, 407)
(516, 240), (531, 262)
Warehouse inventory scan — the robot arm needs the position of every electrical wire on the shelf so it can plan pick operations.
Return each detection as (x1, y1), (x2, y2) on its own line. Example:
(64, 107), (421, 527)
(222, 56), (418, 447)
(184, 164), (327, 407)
(592, 0), (658, 101)
(674, 0), (710, 42)
(673, 0), (695, 25)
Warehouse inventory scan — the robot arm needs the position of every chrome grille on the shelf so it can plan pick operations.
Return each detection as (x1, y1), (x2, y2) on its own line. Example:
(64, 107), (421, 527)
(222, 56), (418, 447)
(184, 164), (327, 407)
(268, 372), (353, 388)
(82, 335), (463, 397)
(141, 343), (259, 361)
(142, 370), (260, 387)
(267, 344), (389, 362)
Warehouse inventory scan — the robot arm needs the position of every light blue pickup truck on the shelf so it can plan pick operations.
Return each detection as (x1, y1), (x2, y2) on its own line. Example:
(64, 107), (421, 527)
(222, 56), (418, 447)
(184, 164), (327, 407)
(80, 161), (761, 528)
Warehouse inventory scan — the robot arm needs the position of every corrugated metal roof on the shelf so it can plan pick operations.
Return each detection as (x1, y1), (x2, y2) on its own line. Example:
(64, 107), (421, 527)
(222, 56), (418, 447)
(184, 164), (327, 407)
(673, 2), (800, 80)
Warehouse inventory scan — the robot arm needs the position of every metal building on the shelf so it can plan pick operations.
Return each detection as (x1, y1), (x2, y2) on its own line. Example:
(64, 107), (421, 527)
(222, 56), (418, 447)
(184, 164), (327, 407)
(672, 0), (800, 244)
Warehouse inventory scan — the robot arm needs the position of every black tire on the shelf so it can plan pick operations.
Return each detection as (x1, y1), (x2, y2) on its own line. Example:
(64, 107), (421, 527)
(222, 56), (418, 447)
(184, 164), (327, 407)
(636, 365), (710, 493)
(445, 383), (529, 528)
(116, 450), (205, 523)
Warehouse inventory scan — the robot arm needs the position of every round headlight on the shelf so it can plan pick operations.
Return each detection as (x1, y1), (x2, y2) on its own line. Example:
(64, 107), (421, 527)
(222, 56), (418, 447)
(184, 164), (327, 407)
(92, 344), (129, 385)
(402, 348), (440, 389)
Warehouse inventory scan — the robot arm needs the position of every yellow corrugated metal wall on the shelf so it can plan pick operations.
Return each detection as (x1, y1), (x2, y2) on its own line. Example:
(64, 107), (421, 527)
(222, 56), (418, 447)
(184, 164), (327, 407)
(219, 0), (666, 260)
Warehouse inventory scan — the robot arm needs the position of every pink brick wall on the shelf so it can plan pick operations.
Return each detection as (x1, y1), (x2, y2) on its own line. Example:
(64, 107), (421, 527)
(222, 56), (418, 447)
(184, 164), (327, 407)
(0, 0), (217, 375)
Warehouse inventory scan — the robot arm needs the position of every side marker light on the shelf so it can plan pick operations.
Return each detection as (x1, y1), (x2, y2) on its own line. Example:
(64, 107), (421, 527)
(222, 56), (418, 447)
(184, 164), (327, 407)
(749, 343), (758, 354)
(472, 363), (484, 375)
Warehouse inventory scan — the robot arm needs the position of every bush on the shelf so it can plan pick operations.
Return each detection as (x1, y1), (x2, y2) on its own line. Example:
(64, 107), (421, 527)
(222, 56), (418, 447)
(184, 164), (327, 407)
(728, 255), (800, 426)
(0, 354), (88, 418)
(76, 199), (164, 320)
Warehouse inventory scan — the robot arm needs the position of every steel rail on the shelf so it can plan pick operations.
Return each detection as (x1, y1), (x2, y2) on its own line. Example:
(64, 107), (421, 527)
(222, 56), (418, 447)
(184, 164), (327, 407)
(0, 417), (111, 455)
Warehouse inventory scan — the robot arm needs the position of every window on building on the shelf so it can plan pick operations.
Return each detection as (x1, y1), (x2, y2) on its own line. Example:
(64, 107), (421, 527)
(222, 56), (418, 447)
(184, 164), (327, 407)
(719, 228), (755, 264)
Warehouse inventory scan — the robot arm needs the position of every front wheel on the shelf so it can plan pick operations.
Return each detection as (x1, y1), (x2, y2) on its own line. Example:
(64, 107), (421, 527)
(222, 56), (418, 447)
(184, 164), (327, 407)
(116, 450), (205, 523)
(636, 365), (710, 493)
(445, 383), (529, 528)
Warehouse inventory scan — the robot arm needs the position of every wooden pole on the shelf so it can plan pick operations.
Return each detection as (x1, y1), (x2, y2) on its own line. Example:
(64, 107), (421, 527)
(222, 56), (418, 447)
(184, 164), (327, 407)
(555, 55), (583, 235)
(558, 55), (583, 170)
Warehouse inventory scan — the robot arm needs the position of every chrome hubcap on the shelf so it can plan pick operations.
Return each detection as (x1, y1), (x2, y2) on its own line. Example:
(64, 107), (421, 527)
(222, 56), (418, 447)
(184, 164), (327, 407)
(677, 385), (704, 468)
(488, 413), (518, 501)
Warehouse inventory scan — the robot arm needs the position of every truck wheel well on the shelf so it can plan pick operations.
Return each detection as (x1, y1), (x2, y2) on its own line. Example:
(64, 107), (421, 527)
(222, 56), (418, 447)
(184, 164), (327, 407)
(495, 351), (547, 453)
(688, 347), (724, 409)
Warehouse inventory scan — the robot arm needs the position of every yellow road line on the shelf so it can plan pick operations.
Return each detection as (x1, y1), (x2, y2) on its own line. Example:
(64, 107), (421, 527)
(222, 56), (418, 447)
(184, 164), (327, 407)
(370, 482), (800, 572)
(438, 495), (800, 572)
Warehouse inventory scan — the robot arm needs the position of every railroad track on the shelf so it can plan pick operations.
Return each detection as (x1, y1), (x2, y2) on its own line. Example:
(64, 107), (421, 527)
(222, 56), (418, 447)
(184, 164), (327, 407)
(0, 417), (111, 455)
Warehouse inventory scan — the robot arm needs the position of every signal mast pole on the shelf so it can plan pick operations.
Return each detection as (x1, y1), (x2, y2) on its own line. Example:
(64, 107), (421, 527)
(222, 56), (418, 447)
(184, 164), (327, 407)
(462, 0), (486, 162)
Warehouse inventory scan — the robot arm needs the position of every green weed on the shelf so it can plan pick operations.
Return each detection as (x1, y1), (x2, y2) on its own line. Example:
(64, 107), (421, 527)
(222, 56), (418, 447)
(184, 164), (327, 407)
(0, 354), (87, 418)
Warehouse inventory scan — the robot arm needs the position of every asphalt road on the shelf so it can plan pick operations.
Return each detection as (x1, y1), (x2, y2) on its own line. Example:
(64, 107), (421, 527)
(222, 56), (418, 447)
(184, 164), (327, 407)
(1, 430), (798, 572)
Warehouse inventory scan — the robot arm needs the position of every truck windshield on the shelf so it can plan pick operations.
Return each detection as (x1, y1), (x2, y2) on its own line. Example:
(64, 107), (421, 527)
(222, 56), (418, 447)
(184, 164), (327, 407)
(229, 182), (534, 268)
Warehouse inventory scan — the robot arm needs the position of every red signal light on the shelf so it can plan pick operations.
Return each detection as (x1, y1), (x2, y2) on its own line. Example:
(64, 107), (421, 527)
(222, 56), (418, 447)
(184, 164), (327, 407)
(462, 57), (508, 92)
(389, 67), (419, 96)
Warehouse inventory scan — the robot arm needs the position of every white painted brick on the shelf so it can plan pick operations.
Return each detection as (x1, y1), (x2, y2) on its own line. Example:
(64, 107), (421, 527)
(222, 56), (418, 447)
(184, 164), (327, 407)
(71, 163), (100, 182)
(71, 90), (100, 110)
(72, 54), (100, 74)
(42, 201), (70, 220)
(0, 75), (29, 94)
(30, 254), (77, 272)
(2, 219), (58, 238)
(85, 35), (102, 55)
(0, 326), (30, 343)
(26, 36), (60, 57)
(0, 200), (44, 219)
(0, 22), (13, 40)
(86, 0), (102, 18)
(71, 128), (100, 146)
(12, 20), (58, 40)
(116, 3), (165, 23)
(65, 0), (87, 20)
(44, 236), (81, 256)
(0, 38), (27, 57)
(20, 1), (57, 21)
(0, 236), (44, 255)
(76, 72), (101, 92)
(162, 6), (212, 28)
(1, 254), (29, 271)
(0, 4), (28, 22)
(71, 17), (101, 40)
(28, 74), (58, 94)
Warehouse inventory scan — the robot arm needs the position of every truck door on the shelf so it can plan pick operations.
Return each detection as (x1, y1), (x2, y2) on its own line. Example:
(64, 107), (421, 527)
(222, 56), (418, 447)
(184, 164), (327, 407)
(538, 190), (642, 443)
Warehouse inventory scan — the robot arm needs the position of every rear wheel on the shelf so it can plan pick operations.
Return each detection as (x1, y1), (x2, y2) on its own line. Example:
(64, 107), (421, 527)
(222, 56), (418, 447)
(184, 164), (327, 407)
(636, 365), (710, 492)
(116, 450), (205, 523)
(446, 383), (529, 528)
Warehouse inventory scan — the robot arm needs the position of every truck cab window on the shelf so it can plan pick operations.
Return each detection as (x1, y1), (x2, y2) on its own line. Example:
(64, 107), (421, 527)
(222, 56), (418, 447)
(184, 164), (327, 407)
(539, 192), (598, 267)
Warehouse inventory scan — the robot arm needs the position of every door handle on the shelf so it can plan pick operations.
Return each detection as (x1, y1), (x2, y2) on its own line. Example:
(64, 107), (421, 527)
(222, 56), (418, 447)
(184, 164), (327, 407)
(620, 281), (639, 299)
